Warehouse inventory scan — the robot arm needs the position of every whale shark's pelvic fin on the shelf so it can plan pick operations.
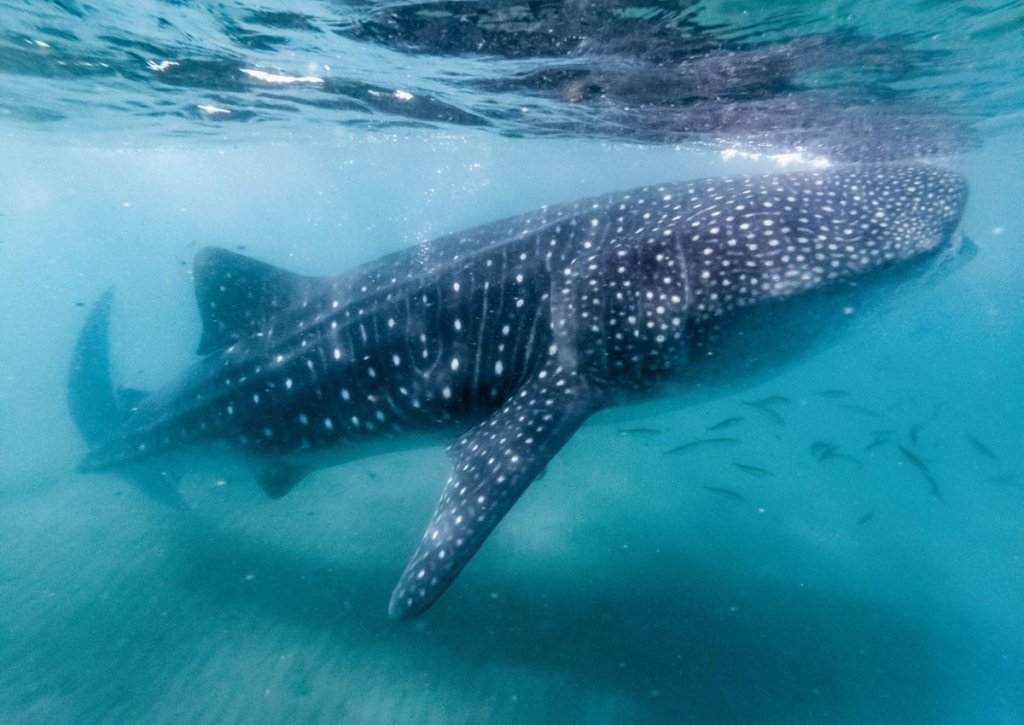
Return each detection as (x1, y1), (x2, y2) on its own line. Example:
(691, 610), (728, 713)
(257, 461), (309, 499)
(193, 247), (324, 355)
(389, 364), (602, 619)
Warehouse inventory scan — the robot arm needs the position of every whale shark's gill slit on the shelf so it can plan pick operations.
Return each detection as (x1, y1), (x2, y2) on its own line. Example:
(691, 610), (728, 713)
(521, 303), (544, 376)
(415, 278), (445, 377)
(484, 253), (510, 400)
(388, 363), (602, 620)
(470, 278), (491, 402)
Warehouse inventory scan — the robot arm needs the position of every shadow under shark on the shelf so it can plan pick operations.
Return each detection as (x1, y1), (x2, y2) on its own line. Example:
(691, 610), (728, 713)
(68, 162), (968, 619)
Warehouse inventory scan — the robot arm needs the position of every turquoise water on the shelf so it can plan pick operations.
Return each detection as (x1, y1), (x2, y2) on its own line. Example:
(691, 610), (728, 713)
(1, 1), (1022, 722)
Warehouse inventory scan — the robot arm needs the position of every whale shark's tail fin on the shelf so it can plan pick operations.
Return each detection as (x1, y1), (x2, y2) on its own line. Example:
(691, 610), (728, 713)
(68, 289), (184, 508)
(68, 288), (124, 446)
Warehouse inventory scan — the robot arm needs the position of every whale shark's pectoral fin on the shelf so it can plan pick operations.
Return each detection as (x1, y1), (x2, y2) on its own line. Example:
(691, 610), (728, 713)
(388, 365), (602, 620)
(193, 247), (324, 355)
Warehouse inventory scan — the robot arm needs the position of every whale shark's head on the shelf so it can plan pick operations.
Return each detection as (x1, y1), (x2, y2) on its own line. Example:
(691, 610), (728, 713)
(554, 162), (967, 393)
(680, 163), (968, 388)
(873, 162), (968, 259)
(597, 163), (969, 417)
(681, 163), (968, 320)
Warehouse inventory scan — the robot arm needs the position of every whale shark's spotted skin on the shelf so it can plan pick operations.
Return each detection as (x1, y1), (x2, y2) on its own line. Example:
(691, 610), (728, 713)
(72, 163), (966, 618)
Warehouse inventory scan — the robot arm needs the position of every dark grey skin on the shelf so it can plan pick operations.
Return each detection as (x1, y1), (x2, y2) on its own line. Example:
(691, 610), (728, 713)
(70, 163), (967, 619)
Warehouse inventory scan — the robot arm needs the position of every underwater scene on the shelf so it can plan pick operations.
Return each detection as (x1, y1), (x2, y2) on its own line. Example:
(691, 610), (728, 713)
(0, 1), (1022, 722)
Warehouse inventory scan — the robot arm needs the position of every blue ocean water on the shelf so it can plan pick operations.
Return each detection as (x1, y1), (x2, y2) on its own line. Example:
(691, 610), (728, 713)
(0, 1), (1021, 722)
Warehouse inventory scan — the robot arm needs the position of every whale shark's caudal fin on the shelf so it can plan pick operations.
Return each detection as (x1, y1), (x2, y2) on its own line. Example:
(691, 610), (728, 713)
(68, 288), (124, 447)
(68, 289), (184, 507)
(193, 247), (324, 355)
(388, 363), (603, 620)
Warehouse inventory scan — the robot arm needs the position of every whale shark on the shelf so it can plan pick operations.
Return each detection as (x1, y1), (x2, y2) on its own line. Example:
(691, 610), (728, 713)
(69, 162), (967, 619)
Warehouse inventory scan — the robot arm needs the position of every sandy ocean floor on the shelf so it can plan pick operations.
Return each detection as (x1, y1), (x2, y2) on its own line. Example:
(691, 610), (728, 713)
(3, 336), (1021, 724)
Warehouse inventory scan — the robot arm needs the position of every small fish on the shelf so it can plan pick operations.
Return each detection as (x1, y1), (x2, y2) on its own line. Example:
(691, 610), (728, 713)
(741, 401), (785, 425)
(965, 434), (999, 461)
(898, 445), (930, 475)
(839, 404), (883, 419)
(834, 453), (863, 466)
(75, 301), (85, 307)
(865, 429), (893, 451)
(703, 486), (746, 501)
(705, 416), (744, 432)
(809, 441), (838, 460)
(809, 441), (863, 466)
(367, 470), (378, 480)
(665, 437), (741, 454)
(813, 388), (850, 399)
(236, 244), (248, 251)
(908, 423), (924, 446)
(857, 512), (875, 525)
(618, 427), (663, 435)
(733, 462), (775, 478)
(898, 445), (943, 501)
(987, 472), (1021, 486)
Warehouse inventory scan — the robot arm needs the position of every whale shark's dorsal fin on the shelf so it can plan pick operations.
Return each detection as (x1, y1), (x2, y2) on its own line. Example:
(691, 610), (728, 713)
(193, 247), (323, 355)
(388, 364), (603, 620)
